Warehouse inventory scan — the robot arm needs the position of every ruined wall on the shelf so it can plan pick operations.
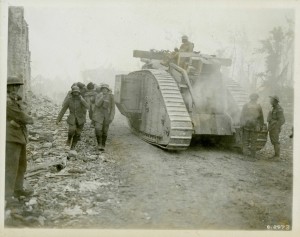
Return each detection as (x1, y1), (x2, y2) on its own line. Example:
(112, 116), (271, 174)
(7, 6), (31, 99)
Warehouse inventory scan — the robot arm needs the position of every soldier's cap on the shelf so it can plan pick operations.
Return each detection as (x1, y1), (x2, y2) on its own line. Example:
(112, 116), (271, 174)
(249, 93), (259, 100)
(269, 95), (279, 102)
(7, 76), (24, 85)
(100, 84), (110, 90)
(182, 35), (188, 40)
(71, 86), (80, 93)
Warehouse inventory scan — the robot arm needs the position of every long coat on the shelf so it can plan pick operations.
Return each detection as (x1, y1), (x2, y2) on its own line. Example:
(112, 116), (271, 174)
(267, 104), (285, 131)
(57, 96), (89, 125)
(240, 101), (264, 130)
(92, 92), (115, 123)
(6, 94), (33, 144)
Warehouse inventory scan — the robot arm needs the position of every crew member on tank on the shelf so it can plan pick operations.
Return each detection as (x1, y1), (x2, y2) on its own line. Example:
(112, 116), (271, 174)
(179, 35), (194, 52)
(93, 84), (115, 151)
(240, 93), (264, 159)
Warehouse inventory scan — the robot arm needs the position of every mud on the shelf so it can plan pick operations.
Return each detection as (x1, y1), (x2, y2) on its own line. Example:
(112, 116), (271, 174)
(5, 97), (293, 230)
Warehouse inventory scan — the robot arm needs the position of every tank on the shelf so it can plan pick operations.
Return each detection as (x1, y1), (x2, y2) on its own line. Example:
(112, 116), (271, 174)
(114, 49), (268, 151)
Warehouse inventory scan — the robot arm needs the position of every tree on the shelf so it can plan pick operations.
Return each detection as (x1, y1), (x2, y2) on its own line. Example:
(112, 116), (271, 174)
(255, 20), (294, 97)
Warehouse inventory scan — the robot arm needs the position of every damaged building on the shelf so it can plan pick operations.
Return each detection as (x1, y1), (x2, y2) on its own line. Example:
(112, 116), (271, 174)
(7, 6), (31, 99)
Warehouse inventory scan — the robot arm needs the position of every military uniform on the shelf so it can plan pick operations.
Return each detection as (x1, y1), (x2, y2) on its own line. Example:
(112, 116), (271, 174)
(179, 41), (194, 52)
(84, 89), (97, 121)
(93, 85), (115, 150)
(240, 97), (264, 158)
(57, 87), (89, 149)
(267, 101), (285, 157)
(6, 89), (33, 200)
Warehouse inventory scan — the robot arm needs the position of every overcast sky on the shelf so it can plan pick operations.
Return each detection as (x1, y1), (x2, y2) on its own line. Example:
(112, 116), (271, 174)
(19, 1), (294, 81)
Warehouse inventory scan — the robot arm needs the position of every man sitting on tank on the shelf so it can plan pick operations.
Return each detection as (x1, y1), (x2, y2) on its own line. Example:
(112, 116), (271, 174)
(179, 35), (194, 52)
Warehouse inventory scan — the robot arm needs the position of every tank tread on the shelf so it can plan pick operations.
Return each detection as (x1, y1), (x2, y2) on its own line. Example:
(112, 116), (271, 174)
(226, 80), (249, 111)
(152, 70), (193, 150)
(132, 70), (193, 150)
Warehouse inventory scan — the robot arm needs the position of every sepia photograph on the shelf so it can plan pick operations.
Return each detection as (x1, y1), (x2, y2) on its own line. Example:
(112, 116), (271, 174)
(0, 0), (299, 236)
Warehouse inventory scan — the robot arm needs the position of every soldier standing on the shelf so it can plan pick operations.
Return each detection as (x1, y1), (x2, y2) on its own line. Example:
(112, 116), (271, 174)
(56, 86), (89, 150)
(6, 76), (34, 206)
(267, 95), (285, 159)
(93, 84), (115, 151)
(240, 93), (264, 158)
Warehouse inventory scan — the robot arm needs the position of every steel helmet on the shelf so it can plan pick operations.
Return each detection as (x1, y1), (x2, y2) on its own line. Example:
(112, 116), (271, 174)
(71, 86), (80, 93)
(269, 95), (279, 102)
(100, 84), (110, 90)
(7, 76), (23, 85)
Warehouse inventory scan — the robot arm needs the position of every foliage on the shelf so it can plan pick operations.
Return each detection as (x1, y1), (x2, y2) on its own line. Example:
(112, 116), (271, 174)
(255, 19), (294, 97)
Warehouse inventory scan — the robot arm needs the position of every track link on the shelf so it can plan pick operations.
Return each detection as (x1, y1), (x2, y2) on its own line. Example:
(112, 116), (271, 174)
(131, 70), (193, 151)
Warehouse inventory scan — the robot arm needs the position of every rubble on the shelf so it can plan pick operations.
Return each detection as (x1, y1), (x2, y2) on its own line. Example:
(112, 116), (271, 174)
(5, 94), (121, 228)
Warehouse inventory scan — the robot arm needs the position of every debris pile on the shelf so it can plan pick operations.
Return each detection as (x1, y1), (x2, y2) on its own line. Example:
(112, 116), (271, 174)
(5, 94), (121, 227)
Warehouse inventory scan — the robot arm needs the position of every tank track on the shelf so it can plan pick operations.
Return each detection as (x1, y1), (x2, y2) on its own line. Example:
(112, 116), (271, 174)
(130, 69), (193, 151)
(226, 80), (249, 111)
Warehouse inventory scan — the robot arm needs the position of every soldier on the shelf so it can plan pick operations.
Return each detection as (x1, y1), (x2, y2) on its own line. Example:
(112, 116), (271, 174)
(179, 35), (194, 52)
(62, 82), (87, 106)
(6, 76), (34, 206)
(56, 86), (89, 150)
(240, 93), (264, 158)
(93, 84), (115, 151)
(84, 82), (97, 124)
(77, 82), (87, 97)
(267, 95), (285, 159)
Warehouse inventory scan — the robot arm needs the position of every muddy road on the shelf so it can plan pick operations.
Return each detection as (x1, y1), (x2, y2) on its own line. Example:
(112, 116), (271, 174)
(107, 111), (293, 230)
(5, 97), (293, 230)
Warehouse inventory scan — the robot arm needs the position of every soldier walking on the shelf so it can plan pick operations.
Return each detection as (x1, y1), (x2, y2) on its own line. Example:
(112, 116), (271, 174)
(6, 76), (34, 206)
(240, 93), (264, 158)
(267, 95), (285, 159)
(93, 84), (115, 151)
(84, 82), (97, 125)
(56, 86), (89, 150)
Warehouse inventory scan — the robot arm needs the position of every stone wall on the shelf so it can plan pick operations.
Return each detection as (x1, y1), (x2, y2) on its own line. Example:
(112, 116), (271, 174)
(7, 6), (31, 99)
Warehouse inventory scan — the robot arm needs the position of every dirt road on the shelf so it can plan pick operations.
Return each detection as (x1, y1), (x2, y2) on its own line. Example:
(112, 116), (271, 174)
(5, 100), (293, 230)
(106, 111), (293, 230)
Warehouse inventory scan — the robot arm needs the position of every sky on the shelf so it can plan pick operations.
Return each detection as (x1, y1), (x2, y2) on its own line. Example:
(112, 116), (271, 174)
(19, 1), (294, 81)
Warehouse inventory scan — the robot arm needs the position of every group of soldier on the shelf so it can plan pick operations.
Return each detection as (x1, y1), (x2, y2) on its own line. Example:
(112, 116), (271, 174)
(56, 81), (115, 151)
(5, 76), (115, 209)
(240, 93), (285, 160)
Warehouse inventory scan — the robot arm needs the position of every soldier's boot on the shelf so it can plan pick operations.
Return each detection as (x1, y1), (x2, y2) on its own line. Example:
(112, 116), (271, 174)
(102, 135), (107, 151)
(96, 135), (103, 151)
(274, 144), (280, 158)
(66, 134), (73, 146)
(71, 135), (80, 150)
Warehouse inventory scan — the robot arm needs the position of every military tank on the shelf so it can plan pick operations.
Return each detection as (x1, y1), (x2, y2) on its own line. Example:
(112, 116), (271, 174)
(114, 49), (268, 151)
